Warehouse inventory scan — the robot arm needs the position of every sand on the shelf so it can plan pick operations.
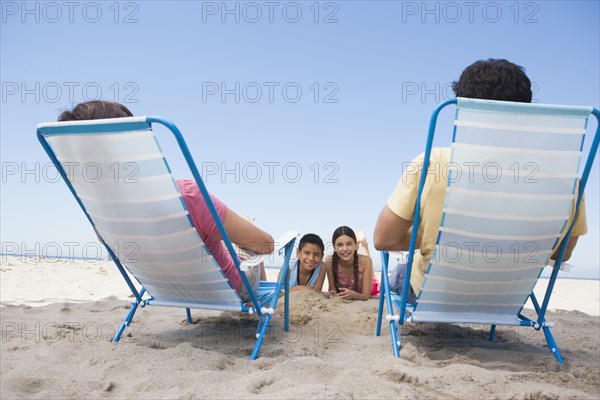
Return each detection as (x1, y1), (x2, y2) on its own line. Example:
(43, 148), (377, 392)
(1, 256), (599, 399)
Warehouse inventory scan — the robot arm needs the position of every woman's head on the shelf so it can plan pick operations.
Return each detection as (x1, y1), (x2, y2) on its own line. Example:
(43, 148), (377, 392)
(296, 234), (325, 272)
(58, 100), (133, 121)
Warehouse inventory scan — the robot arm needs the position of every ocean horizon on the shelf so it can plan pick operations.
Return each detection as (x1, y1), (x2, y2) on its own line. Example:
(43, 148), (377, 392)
(2, 253), (598, 281)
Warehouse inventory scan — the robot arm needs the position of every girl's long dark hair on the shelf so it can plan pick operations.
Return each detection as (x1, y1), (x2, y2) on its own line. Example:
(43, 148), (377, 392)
(331, 226), (359, 292)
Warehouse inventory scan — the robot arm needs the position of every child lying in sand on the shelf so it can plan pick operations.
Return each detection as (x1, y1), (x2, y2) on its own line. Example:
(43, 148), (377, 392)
(278, 233), (326, 292)
(324, 226), (374, 301)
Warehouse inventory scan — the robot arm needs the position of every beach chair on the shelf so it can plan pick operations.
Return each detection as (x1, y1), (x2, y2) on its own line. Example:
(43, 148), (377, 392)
(37, 116), (297, 360)
(375, 98), (600, 364)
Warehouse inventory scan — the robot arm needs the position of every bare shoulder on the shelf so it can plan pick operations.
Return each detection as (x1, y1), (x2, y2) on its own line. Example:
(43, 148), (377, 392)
(357, 254), (372, 263)
(358, 254), (373, 270)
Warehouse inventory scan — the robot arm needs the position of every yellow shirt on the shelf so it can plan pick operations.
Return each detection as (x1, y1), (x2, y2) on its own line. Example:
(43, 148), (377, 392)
(387, 147), (588, 294)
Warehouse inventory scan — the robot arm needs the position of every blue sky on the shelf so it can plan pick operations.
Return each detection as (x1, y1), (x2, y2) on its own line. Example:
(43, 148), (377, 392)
(1, 1), (599, 278)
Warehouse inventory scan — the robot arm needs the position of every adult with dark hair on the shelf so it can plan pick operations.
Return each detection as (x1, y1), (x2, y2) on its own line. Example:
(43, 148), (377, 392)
(373, 59), (587, 303)
(278, 233), (327, 292)
(58, 100), (134, 120)
(451, 58), (532, 103)
(58, 101), (275, 302)
(324, 226), (373, 301)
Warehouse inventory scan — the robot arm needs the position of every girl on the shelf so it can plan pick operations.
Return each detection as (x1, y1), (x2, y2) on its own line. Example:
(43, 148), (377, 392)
(325, 226), (373, 301)
(278, 233), (326, 292)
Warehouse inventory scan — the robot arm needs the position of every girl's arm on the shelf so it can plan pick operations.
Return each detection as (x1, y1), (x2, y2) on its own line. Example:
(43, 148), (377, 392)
(338, 255), (373, 301)
(324, 257), (337, 295)
(360, 256), (374, 298)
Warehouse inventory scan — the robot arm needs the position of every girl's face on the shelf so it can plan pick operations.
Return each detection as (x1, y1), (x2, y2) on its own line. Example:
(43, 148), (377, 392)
(297, 243), (323, 272)
(334, 235), (356, 262)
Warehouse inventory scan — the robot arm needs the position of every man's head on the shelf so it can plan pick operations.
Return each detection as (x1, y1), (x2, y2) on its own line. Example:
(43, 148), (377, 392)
(58, 100), (133, 121)
(452, 59), (532, 103)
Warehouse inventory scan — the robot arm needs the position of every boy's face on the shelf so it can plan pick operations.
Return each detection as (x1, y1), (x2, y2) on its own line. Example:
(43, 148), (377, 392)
(297, 243), (323, 272)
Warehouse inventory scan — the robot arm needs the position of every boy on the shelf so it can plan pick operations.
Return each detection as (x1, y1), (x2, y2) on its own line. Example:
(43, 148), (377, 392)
(279, 233), (327, 292)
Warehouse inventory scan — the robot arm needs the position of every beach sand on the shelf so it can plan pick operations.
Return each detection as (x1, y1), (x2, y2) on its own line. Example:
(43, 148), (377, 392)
(1, 256), (599, 399)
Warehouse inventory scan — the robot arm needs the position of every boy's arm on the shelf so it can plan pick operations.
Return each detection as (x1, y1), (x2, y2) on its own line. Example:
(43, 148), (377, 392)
(311, 263), (327, 292)
(324, 257), (337, 294)
(290, 285), (311, 292)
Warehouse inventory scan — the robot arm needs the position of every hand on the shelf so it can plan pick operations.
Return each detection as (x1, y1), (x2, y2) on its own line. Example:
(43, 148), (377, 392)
(338, 288), (355, 300)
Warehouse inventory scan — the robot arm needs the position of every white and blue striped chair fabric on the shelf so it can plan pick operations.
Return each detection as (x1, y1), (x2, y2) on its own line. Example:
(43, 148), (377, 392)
(413, 98), (592, 324)
(38, 117), (244, 311)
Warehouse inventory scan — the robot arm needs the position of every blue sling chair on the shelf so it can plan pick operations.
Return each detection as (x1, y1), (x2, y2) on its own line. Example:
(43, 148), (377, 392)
(37, 116), (297, 360)
(375, 98), (600, 364)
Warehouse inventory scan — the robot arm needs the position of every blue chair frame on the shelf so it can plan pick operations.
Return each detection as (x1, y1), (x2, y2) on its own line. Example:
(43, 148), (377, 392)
(375, 99), (600, 364)
(38, 116), (296, 360)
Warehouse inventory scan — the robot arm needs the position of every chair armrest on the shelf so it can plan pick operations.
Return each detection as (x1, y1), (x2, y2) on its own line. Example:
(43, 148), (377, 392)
(240, 231), (299, 271)
(274, 231), (300, 255)
(387, 251), (408, 264)
(547, 259), (575, 272)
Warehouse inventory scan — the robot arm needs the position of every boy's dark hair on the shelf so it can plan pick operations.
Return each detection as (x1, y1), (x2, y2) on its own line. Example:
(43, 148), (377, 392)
(452, 59), (532, 103)
(298, 233), (325, 254)
(58, 100), (133, 121)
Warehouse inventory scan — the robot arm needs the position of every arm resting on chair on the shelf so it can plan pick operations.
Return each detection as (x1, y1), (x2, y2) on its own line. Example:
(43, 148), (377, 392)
(222, 207), (275, 254)
(374, 205), (420, 251)
(239, 231), (299, 272)
(551, 236), (578, 262)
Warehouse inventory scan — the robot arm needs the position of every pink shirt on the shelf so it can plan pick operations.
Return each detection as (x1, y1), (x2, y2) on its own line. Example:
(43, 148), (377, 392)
(176, 179), (243, 292)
